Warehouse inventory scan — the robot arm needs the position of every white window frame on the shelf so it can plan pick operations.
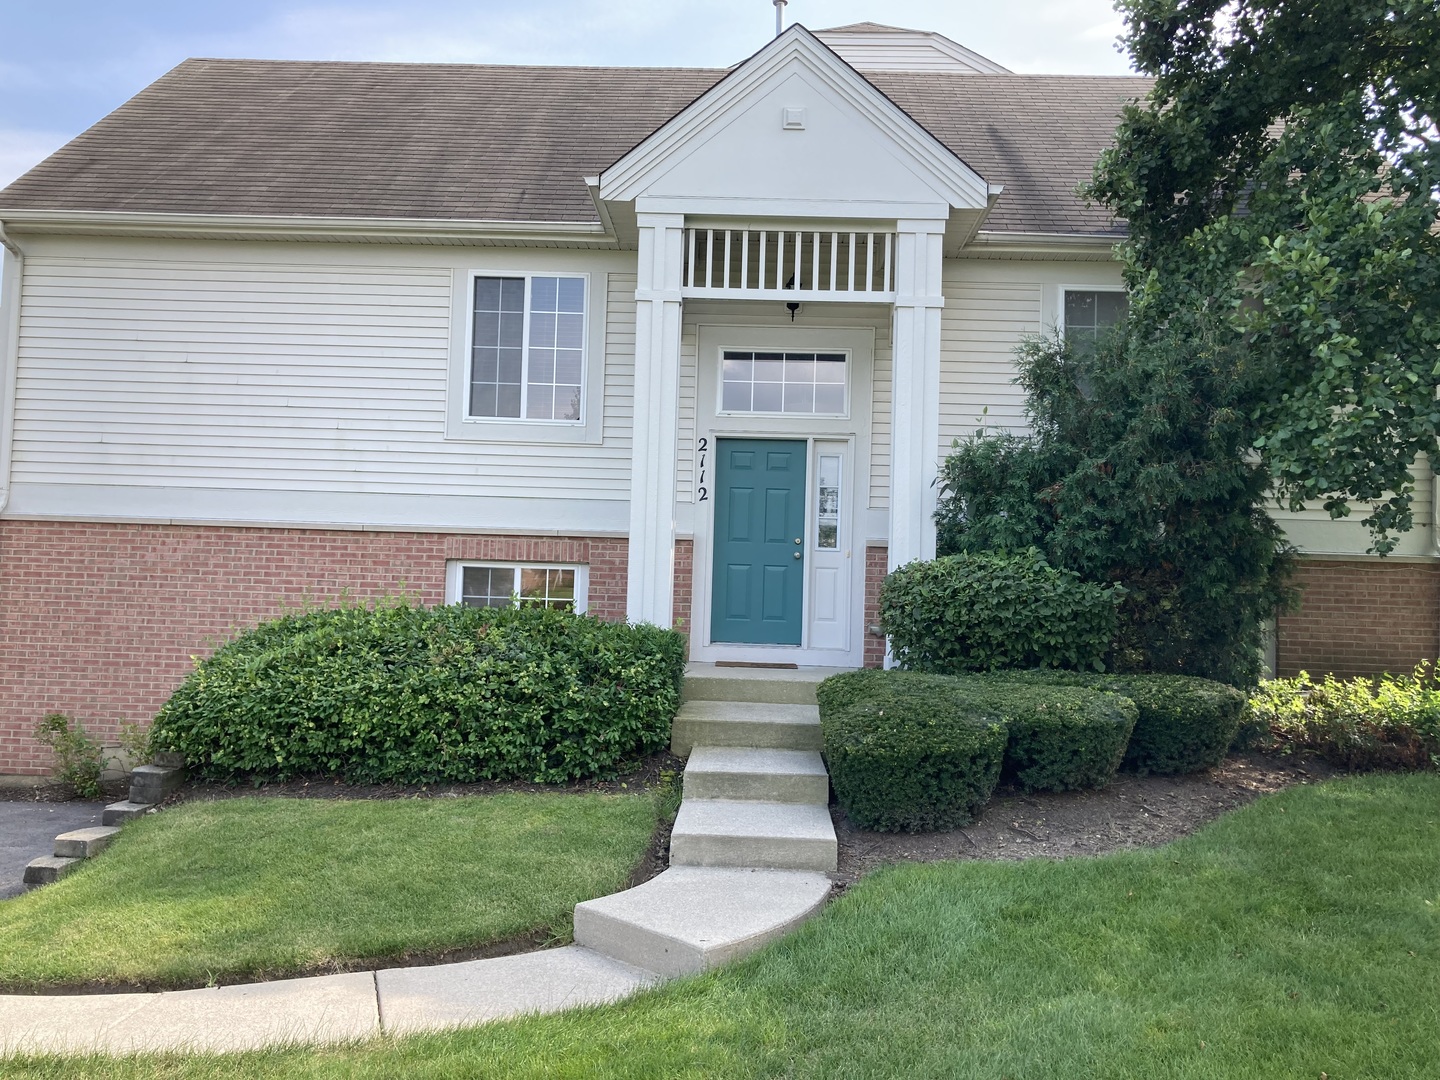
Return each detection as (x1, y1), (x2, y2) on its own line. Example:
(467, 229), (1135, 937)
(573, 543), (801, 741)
(714, 348), (852, 420)
(445, 561), (589, 614)
(1058, 287), (1128, 338)
(445, 268), (607, 445)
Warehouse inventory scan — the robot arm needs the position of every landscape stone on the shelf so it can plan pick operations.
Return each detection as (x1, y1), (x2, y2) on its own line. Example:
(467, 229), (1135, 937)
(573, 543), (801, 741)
(21, 854), (81, 886)
(128, 764), (184, 805)
(54, 825), (122, 859)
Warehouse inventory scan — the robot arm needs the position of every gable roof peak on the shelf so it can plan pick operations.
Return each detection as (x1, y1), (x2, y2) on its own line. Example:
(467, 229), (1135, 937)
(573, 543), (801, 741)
(817, 22), (917, 34)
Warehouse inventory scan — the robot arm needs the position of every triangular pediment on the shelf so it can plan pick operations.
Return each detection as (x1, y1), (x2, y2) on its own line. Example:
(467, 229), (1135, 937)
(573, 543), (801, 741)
(598, 24), (990, 215)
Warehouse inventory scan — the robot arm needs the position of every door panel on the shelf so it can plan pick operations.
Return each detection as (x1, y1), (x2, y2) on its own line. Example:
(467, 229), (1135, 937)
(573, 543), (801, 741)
(711, 438), (807, 645)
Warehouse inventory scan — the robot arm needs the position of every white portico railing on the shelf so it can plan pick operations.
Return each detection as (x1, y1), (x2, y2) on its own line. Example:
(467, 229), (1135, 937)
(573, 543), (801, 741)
(681, 227), (896, 301)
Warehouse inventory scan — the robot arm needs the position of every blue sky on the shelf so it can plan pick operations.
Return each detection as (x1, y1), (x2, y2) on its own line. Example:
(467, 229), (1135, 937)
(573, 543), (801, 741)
(0, 0), (1134, 187)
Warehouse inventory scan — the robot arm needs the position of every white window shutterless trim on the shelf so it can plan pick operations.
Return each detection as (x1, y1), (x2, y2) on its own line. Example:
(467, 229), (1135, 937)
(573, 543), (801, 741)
(444, 268), (608, 445)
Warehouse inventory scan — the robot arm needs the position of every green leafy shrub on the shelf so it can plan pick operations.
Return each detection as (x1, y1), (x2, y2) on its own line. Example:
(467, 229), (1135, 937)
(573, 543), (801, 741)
(819, 672), (1007, 832)
(967, 680), (1136, 792)
(1248, 666), (1440, 771)
(879, 550), (1121, 674)
(34, 713), (104, 798)
(820, 669), (1136, 795)
(150, 602), (686, 784)
(986, 671), (1246, 775)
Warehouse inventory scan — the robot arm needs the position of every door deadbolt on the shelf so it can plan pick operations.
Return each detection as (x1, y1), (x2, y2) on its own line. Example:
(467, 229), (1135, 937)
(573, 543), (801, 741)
(794, 538), (802, 544)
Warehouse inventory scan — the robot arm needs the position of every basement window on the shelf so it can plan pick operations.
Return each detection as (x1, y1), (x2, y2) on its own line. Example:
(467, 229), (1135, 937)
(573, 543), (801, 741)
(446, 562), (588, 613)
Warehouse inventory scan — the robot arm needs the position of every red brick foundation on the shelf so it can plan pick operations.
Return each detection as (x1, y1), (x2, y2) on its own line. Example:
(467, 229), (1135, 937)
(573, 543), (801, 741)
(672, 539), (694, 645)
(1277, 557), (1440, 678)
(0, 520), (627, 776)
(864, 544), (888, 668)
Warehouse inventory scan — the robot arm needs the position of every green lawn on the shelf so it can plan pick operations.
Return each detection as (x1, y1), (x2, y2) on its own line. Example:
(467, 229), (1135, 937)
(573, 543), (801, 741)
(6, 774), (1439, 1079)
(0, 793), (657, 991)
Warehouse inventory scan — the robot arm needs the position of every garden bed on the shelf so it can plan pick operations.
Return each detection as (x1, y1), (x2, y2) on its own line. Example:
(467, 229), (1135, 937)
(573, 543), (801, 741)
(831, 749), (1336, 884)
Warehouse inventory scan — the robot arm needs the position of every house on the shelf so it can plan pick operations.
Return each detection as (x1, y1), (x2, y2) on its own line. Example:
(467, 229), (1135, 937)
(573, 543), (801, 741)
(0, 22), (1435, 777)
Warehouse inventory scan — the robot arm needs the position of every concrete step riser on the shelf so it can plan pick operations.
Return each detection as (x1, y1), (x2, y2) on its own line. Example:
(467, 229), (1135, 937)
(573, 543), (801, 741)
(129, 764), (184, 806)
(671, 720), (822, 756)
(683, 770), (829, 805)
(682, 677), (818, 706)
(670, 832), (837, 872)
(22, 855), (81, 886)
(103, 800), (153, 826)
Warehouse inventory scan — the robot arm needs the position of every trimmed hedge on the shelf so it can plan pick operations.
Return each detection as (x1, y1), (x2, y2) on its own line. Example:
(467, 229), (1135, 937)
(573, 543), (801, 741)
(879, 550), (1121, 674)
(820, 669), (1136, 796)
(819, 675), (1008, 832)
(150, 602), (686, 784)
(989, 671), (1246, 775)
(965, 680), (1137, 792)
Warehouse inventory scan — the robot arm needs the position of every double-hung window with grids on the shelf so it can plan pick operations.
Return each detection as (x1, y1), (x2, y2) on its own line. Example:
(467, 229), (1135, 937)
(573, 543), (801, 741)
(1062, 289), (1128, 347)
(468, 274), (587, 423)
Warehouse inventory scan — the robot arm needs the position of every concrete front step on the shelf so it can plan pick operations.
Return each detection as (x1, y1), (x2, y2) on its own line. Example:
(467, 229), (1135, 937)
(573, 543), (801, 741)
(574, 866), (832, 977)
(22, 855), (82, 886)
(684, 747), (829, 805)
(102, 800), (154, 826)
(670, 799), (837, 872)
(54, 826), (122, 859)
(683, 663), (850, 706)
(671, 700), (822, 757)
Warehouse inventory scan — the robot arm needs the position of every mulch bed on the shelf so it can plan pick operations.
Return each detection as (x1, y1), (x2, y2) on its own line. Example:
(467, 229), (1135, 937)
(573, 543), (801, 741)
(830, 751), (1341, 886)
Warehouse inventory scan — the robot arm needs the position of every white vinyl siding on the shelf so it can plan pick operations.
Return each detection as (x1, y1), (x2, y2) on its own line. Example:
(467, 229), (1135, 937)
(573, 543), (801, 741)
(10, 250), (635, 514)
(939, 275), (1043, 451)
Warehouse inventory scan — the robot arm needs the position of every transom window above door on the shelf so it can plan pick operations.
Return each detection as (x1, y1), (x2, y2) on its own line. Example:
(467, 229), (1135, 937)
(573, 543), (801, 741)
(468, 274), (586, 423)
(721, 351), (847, 416)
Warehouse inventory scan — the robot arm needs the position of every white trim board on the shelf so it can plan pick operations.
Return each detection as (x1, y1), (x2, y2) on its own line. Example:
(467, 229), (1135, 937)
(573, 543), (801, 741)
(685, 322), (875, 669)
(600, 25), (989, 213)
(1, 484), (629, 534)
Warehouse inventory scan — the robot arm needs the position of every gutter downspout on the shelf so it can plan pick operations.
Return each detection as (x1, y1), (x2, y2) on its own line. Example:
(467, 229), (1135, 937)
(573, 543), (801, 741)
(0, 221), (24, 516)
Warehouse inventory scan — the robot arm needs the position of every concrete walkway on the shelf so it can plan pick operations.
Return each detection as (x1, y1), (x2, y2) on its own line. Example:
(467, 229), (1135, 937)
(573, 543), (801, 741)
(0, 666), (839, 1057)
(0, 947), (657, 1055)
(0, 801), (106, 900)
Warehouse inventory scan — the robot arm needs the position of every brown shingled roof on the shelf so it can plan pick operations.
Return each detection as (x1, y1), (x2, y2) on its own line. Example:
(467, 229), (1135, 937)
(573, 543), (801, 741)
(0, 58), (1150, 236)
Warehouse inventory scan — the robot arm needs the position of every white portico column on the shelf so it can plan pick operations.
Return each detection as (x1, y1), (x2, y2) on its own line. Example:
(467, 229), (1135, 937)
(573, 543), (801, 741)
(887, 218), (946, 573)
(626, 210), (686, 626)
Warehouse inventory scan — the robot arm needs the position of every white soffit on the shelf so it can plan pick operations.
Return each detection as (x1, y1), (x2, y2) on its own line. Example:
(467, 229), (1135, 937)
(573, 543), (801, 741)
(599, 24), (990, 214)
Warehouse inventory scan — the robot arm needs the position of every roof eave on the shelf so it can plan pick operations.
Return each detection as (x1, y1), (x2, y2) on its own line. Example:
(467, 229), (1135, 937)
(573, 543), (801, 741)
(956, 229), (1125, 260)
(0, 208), (616, 245)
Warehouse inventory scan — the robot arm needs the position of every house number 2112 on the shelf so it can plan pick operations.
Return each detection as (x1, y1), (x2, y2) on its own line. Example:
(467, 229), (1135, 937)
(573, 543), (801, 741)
(696, 437), (708, 502)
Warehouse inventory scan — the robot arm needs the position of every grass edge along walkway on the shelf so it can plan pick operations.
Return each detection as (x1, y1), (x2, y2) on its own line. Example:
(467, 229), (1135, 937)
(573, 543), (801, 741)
(5, 772), (1438, 1079)
(0, 792), (659, 992)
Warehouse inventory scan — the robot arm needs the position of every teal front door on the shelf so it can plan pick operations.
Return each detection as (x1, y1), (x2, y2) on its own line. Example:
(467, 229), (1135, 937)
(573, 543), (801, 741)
(711, 438), (807, 645)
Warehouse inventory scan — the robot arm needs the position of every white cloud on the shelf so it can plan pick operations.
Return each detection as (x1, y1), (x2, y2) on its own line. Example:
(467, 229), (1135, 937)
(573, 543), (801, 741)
(0, 128), (71, 188)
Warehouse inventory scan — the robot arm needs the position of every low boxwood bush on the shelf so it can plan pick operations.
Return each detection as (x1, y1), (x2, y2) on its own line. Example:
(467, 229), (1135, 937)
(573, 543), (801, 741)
(879, 550), (1121, 674)
(819, 673), (1007, 832)
(820, 669), (1135, 795)
(1248, 667), (1440, 771)
(151, 602), (686, 784)
(986, 671), (1246, 775)
(966, 680), (1137, 792)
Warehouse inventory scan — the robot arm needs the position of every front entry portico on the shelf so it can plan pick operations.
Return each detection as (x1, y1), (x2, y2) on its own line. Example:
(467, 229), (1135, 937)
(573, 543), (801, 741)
(602, 23), (995, 661)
